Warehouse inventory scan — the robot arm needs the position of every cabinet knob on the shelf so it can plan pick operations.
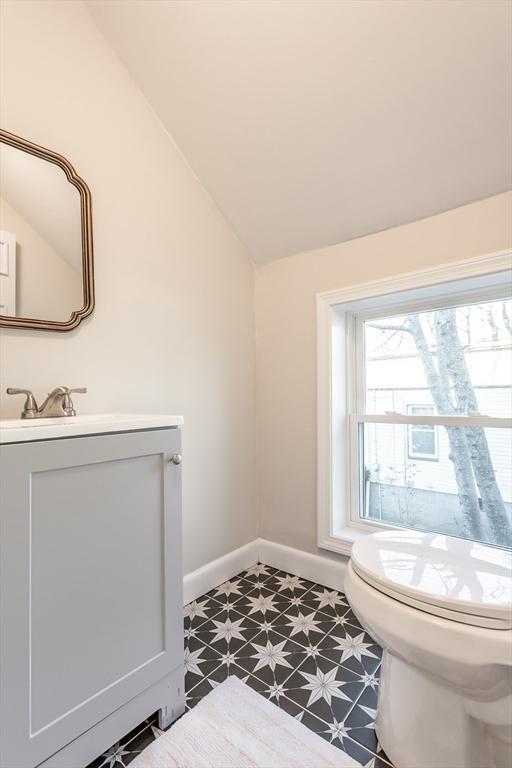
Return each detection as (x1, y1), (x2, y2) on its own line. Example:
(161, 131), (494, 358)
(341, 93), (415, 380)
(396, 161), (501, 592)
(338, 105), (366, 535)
(170, 453), (182, 465)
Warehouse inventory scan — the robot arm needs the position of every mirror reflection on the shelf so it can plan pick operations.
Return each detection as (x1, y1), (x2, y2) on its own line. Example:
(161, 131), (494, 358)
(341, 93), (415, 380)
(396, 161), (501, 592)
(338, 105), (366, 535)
(0, 142), (83, 323)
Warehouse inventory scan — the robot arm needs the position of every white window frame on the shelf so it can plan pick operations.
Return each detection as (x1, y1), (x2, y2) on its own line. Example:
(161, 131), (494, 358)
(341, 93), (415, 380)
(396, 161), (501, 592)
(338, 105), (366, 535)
(406, 405), (438, 461)
(317, 250), (512, 555)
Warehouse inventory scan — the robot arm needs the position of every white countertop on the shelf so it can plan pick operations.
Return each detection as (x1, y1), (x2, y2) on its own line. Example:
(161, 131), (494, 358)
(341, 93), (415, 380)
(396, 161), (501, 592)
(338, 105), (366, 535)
(0, 413), (183, 444)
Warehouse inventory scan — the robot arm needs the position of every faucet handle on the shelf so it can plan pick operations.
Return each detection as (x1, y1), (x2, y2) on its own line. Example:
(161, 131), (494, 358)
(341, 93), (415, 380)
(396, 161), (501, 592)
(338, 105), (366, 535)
(6, 388), (38, 418)
(60, 387), (87, 417)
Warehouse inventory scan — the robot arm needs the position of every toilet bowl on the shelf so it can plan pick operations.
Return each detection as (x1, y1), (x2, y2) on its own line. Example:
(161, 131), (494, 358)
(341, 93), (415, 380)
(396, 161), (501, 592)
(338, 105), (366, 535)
(344, 530), (512, 768)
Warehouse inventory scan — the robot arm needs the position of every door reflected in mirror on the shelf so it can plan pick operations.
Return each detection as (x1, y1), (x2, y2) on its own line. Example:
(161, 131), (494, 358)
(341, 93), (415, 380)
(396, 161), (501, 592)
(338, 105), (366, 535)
(0, 130), (94, 331)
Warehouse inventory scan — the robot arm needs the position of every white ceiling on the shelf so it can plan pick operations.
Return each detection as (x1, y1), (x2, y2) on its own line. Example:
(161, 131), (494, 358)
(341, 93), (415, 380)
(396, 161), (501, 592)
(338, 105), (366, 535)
(86, 0), (512, 264)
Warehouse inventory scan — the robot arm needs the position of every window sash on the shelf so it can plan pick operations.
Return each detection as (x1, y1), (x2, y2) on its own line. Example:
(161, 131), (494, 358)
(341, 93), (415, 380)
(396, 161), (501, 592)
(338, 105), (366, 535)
(348, 415), (512, 532)
(351, 413), (512, 428)
(351, 292), (512, 529)
(352, 286), (512, 416)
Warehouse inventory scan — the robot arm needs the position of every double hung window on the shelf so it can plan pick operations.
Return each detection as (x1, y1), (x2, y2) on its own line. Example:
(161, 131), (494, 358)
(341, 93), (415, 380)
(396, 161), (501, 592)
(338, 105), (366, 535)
(317, 256), (512, 553)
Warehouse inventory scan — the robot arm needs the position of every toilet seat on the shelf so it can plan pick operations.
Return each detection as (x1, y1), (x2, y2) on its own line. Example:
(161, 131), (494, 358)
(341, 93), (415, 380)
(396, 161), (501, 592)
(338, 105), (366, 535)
(351, 530), (512, 629)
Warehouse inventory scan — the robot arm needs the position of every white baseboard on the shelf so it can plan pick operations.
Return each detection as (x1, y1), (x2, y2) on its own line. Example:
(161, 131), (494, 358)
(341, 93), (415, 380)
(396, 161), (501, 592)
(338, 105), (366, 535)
(183, 537), (347, 605)
(183, 540), (259, 605)
(257, 538), (347, 593)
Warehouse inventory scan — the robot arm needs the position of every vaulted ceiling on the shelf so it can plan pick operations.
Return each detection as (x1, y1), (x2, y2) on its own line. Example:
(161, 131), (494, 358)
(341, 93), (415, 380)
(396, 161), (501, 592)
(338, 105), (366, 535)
(86, 0), (512, 264)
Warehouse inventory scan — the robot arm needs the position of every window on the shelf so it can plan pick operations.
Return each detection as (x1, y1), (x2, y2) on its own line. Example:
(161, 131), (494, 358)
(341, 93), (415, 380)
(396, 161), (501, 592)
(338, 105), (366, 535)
(406, 406), (438, 460)
(317, 254), (512, 555)
(359, 299), (511, 545)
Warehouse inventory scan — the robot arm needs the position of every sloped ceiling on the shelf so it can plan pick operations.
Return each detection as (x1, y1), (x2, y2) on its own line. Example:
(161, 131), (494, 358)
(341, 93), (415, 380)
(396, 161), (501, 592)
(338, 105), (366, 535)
(85, 0), (512, 264)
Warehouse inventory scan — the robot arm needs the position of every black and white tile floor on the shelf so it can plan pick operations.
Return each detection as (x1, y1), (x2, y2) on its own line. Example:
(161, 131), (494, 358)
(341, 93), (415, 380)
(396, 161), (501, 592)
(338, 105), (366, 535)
(89, 564), (393, 768)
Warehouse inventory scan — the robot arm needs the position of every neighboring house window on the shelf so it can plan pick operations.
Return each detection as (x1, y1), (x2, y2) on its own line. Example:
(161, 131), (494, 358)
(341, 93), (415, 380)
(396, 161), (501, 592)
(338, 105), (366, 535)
(406, 405), (438, 461)
(317, 254), (512, 555)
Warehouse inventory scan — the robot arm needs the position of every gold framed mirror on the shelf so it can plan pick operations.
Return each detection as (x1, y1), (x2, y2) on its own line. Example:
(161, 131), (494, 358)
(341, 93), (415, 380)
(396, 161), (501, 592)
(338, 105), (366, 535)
(0, 129), (94, 331)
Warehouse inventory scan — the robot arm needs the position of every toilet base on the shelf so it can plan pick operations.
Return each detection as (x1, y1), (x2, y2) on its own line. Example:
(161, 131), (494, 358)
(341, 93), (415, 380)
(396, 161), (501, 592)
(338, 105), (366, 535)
(377, 650), (512, 768)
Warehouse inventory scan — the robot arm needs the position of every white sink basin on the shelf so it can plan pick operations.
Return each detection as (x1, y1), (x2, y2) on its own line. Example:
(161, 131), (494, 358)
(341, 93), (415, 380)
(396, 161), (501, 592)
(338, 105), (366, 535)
(0, 413), (183, 443)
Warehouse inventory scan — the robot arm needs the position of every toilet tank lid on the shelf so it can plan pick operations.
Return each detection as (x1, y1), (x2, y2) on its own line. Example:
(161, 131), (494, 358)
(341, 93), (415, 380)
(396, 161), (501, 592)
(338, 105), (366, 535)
(351, 531), (512, 623)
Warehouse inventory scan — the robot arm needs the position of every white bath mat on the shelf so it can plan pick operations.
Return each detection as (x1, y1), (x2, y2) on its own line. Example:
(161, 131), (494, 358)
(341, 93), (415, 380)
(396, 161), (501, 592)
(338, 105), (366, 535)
(130, 676), (361, 768)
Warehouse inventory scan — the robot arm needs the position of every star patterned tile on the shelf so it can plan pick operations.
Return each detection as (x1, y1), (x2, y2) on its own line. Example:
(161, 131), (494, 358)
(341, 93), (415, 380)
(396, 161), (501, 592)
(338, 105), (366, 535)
(263, 570), (316, 597)
(183, 596), (224, 631)
(234, 584), (279, 605)
(241, 563), (279, 583)
(319, 624), (382, 676)
(193, 608), (262, 653)
(86, 563), (394, 768)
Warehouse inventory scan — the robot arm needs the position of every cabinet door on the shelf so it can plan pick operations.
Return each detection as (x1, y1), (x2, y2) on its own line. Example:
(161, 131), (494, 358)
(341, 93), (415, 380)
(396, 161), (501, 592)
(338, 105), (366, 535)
(0, 428), (183, 768)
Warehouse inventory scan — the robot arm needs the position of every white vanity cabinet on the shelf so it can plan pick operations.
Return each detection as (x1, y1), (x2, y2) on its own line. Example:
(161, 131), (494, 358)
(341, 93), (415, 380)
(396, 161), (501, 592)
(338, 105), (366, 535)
(0, 416), (185, 768)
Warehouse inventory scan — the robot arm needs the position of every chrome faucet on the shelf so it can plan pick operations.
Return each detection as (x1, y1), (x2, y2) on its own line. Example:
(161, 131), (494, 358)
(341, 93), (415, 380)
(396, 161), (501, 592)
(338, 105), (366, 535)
(6, 386), (87, 419)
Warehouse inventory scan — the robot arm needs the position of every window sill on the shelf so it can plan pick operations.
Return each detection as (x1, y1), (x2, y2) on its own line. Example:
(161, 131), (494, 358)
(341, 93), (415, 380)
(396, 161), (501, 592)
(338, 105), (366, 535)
(318, 527), (377, 557)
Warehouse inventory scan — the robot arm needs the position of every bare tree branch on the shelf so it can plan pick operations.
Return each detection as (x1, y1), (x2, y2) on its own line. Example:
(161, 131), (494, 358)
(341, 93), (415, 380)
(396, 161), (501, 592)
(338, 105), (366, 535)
(366, 321), (410, 345)
(503, 302), (512, 338)
(367, 323), (408, 332)
(486, 307), (499, 341)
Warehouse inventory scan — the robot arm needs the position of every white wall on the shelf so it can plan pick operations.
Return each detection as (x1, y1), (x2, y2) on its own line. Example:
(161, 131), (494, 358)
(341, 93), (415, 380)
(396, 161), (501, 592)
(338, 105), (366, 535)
(255, 192), (512, 557)
(0, 0), (257, 574)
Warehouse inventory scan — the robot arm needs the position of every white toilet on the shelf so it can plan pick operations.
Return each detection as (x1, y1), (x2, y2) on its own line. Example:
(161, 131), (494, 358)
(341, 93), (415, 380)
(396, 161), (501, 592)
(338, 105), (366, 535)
(344, 530), (512, 768)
